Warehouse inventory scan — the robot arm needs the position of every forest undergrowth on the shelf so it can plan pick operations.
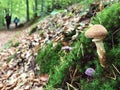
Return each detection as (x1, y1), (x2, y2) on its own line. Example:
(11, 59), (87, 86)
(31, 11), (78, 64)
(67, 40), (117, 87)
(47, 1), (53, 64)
(36, 2), (120, 90)
(0, 1), (120, 90)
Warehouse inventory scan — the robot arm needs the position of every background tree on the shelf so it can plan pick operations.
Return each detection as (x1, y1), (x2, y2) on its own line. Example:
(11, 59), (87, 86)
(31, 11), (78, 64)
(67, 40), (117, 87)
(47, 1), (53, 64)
(34, 0), (38, 17)
(26, 0), (30, 21)
(41, 0), (44, 16)
(0, 0), (83, 29)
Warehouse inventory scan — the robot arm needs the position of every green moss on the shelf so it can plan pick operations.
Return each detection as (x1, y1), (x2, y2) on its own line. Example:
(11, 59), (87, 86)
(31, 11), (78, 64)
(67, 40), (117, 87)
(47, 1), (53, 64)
(80, 78), (117, 90)
(81, 3), (120, 90)
(36, 2), (120, 89)
(37, 31), (99, 89)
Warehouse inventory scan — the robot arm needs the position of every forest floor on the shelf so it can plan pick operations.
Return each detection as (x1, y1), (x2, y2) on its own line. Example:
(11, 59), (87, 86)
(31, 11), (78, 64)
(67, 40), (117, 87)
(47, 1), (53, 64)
(0, 2), (119, 90)
(0, 23), (32, 49)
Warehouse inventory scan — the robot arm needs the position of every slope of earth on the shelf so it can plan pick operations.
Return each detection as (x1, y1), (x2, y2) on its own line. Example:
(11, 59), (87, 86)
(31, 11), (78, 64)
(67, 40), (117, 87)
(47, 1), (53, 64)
(0, 2), (114, 90)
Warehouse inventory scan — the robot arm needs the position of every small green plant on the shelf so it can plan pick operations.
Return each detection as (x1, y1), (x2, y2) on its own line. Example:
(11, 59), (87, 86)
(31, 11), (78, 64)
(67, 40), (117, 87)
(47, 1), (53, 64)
(4, 40), (13, 49)
(6, 55), (15, 63)
(29, 25), (37, 35)
(12, 42), (20, 47)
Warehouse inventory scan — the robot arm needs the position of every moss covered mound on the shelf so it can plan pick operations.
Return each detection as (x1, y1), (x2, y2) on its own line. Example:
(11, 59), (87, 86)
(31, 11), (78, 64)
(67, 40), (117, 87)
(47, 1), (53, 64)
(36, 2), (120, 89)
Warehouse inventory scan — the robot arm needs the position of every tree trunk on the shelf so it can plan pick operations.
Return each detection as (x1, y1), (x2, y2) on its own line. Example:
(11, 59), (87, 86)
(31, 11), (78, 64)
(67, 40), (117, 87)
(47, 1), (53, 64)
(34, 0), (37, 17)
(41, 0), (44, 13)
(52, 0), (55, 10)
(26, 0), (29, 21)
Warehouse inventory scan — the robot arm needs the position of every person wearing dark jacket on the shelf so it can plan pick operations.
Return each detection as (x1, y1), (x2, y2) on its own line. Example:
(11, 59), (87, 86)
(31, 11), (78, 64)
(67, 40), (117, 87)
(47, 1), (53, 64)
(5, 14), (11, 29)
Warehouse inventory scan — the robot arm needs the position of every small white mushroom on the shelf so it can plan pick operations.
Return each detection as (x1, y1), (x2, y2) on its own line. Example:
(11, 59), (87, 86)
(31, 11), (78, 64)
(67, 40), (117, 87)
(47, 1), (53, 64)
(39, 74), (49, 85)
(85, 24), (108, 68)
(39, 74), (49, 82)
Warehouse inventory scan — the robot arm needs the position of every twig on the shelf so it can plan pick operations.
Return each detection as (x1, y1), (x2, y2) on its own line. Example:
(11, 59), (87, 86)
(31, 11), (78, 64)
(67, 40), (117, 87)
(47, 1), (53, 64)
(112, 64), (120, 75)
(80, 44), (84, 57)
(71, 66), (78, 84)
(67, 82), (70, 90)
(69, 67), (72, 80)
(106, 69), (116, 80)
(75, 82), (82, 90)
(106, 64), (120, 80)
(66, 82), (77, 90)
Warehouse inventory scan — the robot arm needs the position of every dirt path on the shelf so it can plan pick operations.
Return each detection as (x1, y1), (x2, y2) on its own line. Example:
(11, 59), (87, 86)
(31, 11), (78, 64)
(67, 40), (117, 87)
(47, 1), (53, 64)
(0, 23), (31, 49)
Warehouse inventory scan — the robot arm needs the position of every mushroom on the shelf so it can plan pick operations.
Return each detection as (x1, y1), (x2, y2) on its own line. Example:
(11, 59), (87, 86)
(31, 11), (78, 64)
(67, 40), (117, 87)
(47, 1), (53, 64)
(85, 68), (95, 77)
(85, 24), (108, 68)
(39, 74), (49, 85)
(61, 46), (73, 51)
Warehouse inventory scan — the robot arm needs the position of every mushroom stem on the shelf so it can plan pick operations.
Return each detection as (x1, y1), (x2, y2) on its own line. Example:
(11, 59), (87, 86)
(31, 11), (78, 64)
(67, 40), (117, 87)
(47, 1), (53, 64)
(92, 38), (107, 68)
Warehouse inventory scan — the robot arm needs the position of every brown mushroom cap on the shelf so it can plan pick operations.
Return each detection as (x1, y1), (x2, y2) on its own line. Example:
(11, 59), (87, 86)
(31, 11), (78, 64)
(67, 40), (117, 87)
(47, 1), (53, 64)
(85, 24), (108, 39)
(39, 74), (49, 82)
